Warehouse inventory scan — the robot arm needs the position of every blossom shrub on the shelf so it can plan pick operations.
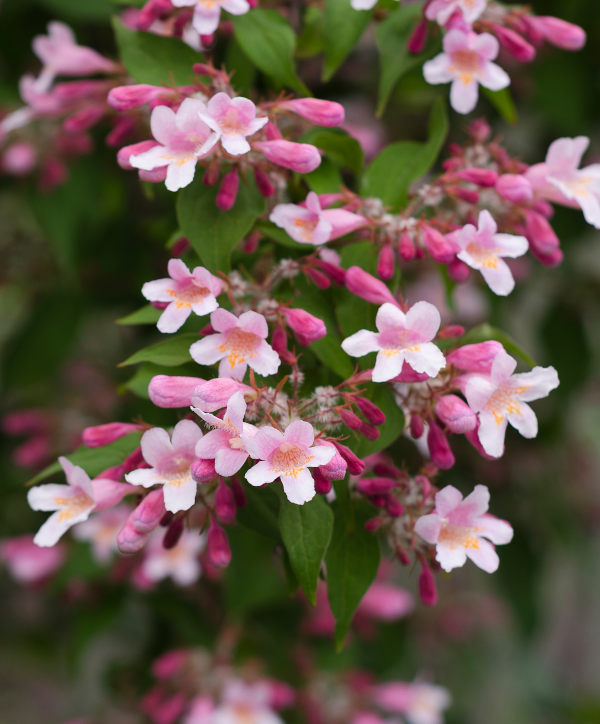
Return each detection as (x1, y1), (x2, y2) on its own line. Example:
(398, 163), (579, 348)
(1, 0), (599, 722)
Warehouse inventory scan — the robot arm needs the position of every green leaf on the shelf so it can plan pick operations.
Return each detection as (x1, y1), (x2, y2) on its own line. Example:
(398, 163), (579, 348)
(116, 304), (161, 326)
(40, 0), (112, 19)
(177, 175), (265, 273)
(323, 0), (372, 81)
(326, 484), (380, 648)
(233, 10), (309, 94)
(279, 494), (333, 604)
(375, 4), (423, 116)
(305, 158), (344, 194)
(361, 97), (448, 209)
(297, 4), (325, 58)
(236, 482), (282, 541)
(113, 18), (201, 86)
(26, 432), (142, 487)
(457, 323), (536, 367)
(119, 333), (198, 367)
(301, 128), (364, 177)
(483, 87), (517, 124)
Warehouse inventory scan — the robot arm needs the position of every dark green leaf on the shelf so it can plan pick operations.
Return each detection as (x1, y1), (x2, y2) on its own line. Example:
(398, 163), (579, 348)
(279, 494), (333, 604)
(119, 333), (198, 367)
(116, 304), (161, 326)
(323, 0), (372, 81)
(40, 0), (112, 19)
(483, 87), (517, 124)
(236, 482), (282, 541)
(305, 158), (344, 194)
(301, 128), (364, 177)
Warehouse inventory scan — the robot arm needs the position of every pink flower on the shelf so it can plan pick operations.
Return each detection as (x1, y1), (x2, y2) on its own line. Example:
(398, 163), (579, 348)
(130, 99), (214, 191)
(448, 210), (528, 295)
(172, 0), (250, 36)
(244, 421), (335, 505)
(341, 302), (445, 382)
(198, 92), (267, 156)
(210, 680), (284, 724)
(141, 528), (204, 586)
(414, 484), (513, 573)
(526, 137), (600, 228)
(0, 535), (66, 583)
(143, 259), (223, 333)
(423, 30), (509, 114)
(190, 309), (280, 380)
(270, 192), (367, 245)
(72, 505), (130, 563)
(193, 392), (255, 476)
(425, 0), (487, 26)
(465, 350), (559, 457)
(125, 420), (203, 513)
(373, 681), (451, 724)
(27, 457), (97, 546)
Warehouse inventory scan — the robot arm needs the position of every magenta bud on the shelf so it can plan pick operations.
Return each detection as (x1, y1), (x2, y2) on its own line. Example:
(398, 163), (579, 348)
(253, 140), (321, 174)
(313, 468), (333, 495)
(253, 167), (275, 197)
(410, 414), (424, 439)
(455, 168), (499, 187)
(191, 459), (216, 484)
(316, 440), (348, 480)
(340, 408), (363, 430)
(148, 375), (205, 408)
(385, 498), (404, 517)
(414, 474), (432, 500)
(117, 140), (158, 170)
(435, 395), (477, 433)
(82, 422), (142, 448)
(438, 324), (465, 338)
(492, 25), (536, 61)
(427, 422), (455, 469)
(526, 16), (586, 51)
(203, 164), (219, 186)
(263, 121), (283, 140)
(495, 173), (533, 202)
(358, 423), (380, 441)
(422, 226), (456, 264)
(216, 167), (239, 210)
(271, 325), (290, 358)
(192, 378), (253, 412)
(306, 267), (331, 289)
(152, 650), (188, 679)
(365, 516), (385, 532)
(399, 231), (416, 261)
(162, 516), (184, 549)
(446, 341), (504, 373)
(63, 106), (105, 133)
(407, 17), (428, 54)
(117, 521), (148, 554)
(332, 441), (365, 475)
(354, 396), (386, 426)
(215, 481), (237, 524)
(377, 244), (395, 280)
(282, 308), (326, 342)
(397, 548), (411, 566)
(207, 519), (231, 568)
(345, 265), (397, 305)
(524, 209), (560, 256)
(373, 462), (402, 478)
(449, 186), (480, 204)
(356, 477), (397, 495)
(316, 259), (346, 285)
(123, 448), (144, 473)
(468, 119), (491, 143)
(278, 98), (345, 127)
(231, 477), (247, 507)
(447, 257), (470, 283)
(107, 84), (165, 111)
(532, 246), (563, 267)
(131, 489), (166, 534)
(418, 560), (438, 606)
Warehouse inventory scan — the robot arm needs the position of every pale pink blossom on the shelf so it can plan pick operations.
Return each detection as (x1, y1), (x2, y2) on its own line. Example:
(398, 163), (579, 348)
(0, 535), (66, 583)
(190, 309), (280, 380)
(209, 680), (284, 724)
(143, 259), (223, 333)
(526, 137), (600, 228)
(270, 192), (367, 245)
(341, 302), (445, 382)
(425, 0), (487, 26)
(129, 99), (215, 191)
(414, 484), (513, 573)
(423, 30), (509, 114)
(72, 505), (130, 563)
(193, 392), (255, 476)
(373, 681), (451, 724)
(244, 421), (334, 505)
(198, 92), (267, 156)
(449, 210), (528, 295)
(172, 0), (250, 36)
(141, 528), (204, 586)
(125, 420), (203, 513)
(465, 350), (559, 457)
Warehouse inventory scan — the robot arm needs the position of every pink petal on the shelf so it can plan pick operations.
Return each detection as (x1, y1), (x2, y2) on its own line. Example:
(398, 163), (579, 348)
(405, 301), (441, 342)
(341, 329), (380, 358)
(142, 278), (175, 303)
(507, 401), (538, 438)
(171, 419), (203, 452)
(195, 428), (232, 458)
(157, 302), (192, 333)
(414, 513), (443, 544)
(375, 302), (406, 333)
(435, 485), (464, 517)
(450, 77), (479, 115)
(245, 460), (280, 486)
(490, 350), (517, 384)
(214, 447), (247, 476)
(479, 62), (510, 92)
(465, 538), (499, 572)
(248, 342), (280, 377)
(423, 53), (454, 85)
(211, 308), (239, 333)
(244, 426), (283, 460)
(477, 514), (513, 545)
(190, 334), (227, 366)
(283, 420), (315, 448)
(150, 105), (177, 147)
(238, 310), (268, 338)
(141, 427), (174, 467)
(222, 134), (251, 156)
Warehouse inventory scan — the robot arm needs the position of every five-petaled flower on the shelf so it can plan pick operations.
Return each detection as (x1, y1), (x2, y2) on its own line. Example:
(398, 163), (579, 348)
(171, 0), (250, 37)
(465, 350), (559, 457)
(425, 0), (487, 26)
(140, 528), (204, 586)
(198, 92), (268, 156)
(423, 30), (509, 114)
(414, 484), (513, 573)
(341, 301), (446, 382)
(142, 258), (223, 333)
(130, 99), (214, 191)
(449, 210), (529, 295)
(243, 420), (335, 505)
(190, 309), (281, 380)
(125, 420), (203, 513)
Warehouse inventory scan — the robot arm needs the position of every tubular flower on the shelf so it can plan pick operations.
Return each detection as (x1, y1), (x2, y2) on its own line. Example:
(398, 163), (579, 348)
(342, 302), (446, 382)
(415, 484), (513, 573)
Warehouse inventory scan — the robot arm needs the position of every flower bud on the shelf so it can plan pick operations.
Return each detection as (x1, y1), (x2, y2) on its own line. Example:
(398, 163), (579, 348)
(524, 209), (560, 256)
(282, 308), (326, 342)
(192, 378), (253, 412)
(345, 266), (397, 305)
(455, 168), (499, 187)
(340, 408), (362, 430)
(313, 468), (332, 495)
(306, 267), (331, 289)
(427, 422), (455, 469)
(278, 98), (345, 127)
(435, 394), (477, 433)
(526, 16), (586, 51)
(117, 521), (148, 554)
(2, 142), (36, 175)
(216, 167), (239, 210)
(117, 140), (158, 170)
(407, 17), (428, 54)
(253, 167), (275, 197)
(398, 231), (416, 261)
(148, 375), (205, 408)
(356, 477), (397, 495)
(410, 413), (424, 439)
(385, 498), (404, 517)
(215, 480), (236, 524)
(162, 516), (184, 549)
(418, 559), (437, 606)
(492, 25), (536, 62)
(354, 396), (386, 426)
(190, 458), (216, 484)
(82, 422), (143, 448)
(231, 477), (247, 507)
(449, 186), (480, 204)
(358, 422), (380, 441)
(495, 173), (533, 202)
(377, 244), (395, 280)
(332, 441), (365, 475)
(317, 440), (348, 480)
(207, 519), (231, 568)
(447, 257), (470, 283)
(315, 259), (346, 285)
(422, 226), (456, 264)
(446, 341), (504, 372)
(253, 140), (321, 174)
(108, 84), (166, 111)
(323, 208), (368, 240)
(63, 106), (105, 133)
(131, 489), (166, 534)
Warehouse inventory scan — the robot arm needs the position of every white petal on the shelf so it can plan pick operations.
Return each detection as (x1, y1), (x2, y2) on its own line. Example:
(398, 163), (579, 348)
(480, 62), (510, 92)
(281, 468), (316, 505)
(157, 302), (192, 333)
(450, 78), (479, 115)
(404, 342), (446, 377)
(507, 401), (538, 438)
(245, 460), (279, 486)
(477, 410), (507, 458)
(341, 329), (380, 358)
(465, 538), (499, 573)
(436, 543), (467, 572)
(372, 349), (405, 382)
(163, 477), (197, 513)
(479, 258), (515, 296)
(423, 53), (453, 85)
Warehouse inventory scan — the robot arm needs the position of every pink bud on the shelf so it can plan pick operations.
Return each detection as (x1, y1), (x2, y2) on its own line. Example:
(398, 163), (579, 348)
(356, 477), (397, 495)
(243, 230), (260, 254)
(315, 259), (346, 285)
(271, 325), (291, 360)
(526, 16), (586, 51)
(495, 173), (533, 202)
(163, 516), (184, 549)
(191, 458), (216, 484)
(108, 84), (166, 110)
(253, 167), (275, 197)
(2, 409), (46, 435)
(410, 413), (424, 439)
(136, 0), (173, 30)
(449, 185), (479, 204)
(207, 519), (231, 568)
(340, 408), (362, 430)
(455, 168), (499, 187)
(203, 163), (219, 186)
(468, 118), (491, 143)
(117, 521), (148, 554)
(148, 375), (205, 408)
(377, 244), (395, 280)
(533, 246), (563, 268)
(317, 440), (348, 480)
(192, 378), (252, 412)
(231, 477), (247, 507)
(354, 396), (386, 426)
(282, 308), (326, 342)
(139, 167), (167, 183)
(2, 142), (36, 175)
(278, 98), (345, 127)
(215, 481), (236, 524)
(391, 361), (430, 383)
(398, 231), (416, 261)
(106, 115), (138, 148)
(82, 422), (143, 447)
(253, 140), (321, 174)
(492, 25), (536, 61)
(435, 395), (477, 433)
(422, 226), (456, 264)
(427, 422), (455, 469)
(418, 559), (438, 606)
(345, 266), (397, 305)
(131, 489), (166, 534)
(358, 422), (380, 441)
(117, 140), (158, 170)
(306, 267), (331, 289)
(216, 167), (239, 210)
(385, 498), (404, 517)
(13, 436), (49, 468)
(63, 106), (105, 133)
(332, 441), (365, 475)
(524, 209), (560, 256)
(263, 121), (282, 140)
(407, 17), (428, 54)
(313, 468), (333, 495)
(446, 341), (504, 372)
(153, 650), (188, 679)
(447, 257), (470, 283)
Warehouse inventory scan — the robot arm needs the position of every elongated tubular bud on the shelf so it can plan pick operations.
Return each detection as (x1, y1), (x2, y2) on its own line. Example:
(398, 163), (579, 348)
(131, 489), (166, 534)
(215, 481), (236, 524)
(207, 519), (231, 568)
(354, 396), (386, 426)
(345, 266), (397, 305)
(427, 422), (455, 469)
(278, 98), (345, 127)
(253, 140), (321, 174)
(418, 558), (438, 606)
(216, 167), (239, 210)
(435, 394), (477, 433)
(377, 244), (395, 280)
(356, 477), (397, 495)
(422, 226), (456, 264)
(82, 422), (143, 447)
(332, 441), (365, 475)
(148, 375), (205, 408)
(162, 516), (184, 549)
